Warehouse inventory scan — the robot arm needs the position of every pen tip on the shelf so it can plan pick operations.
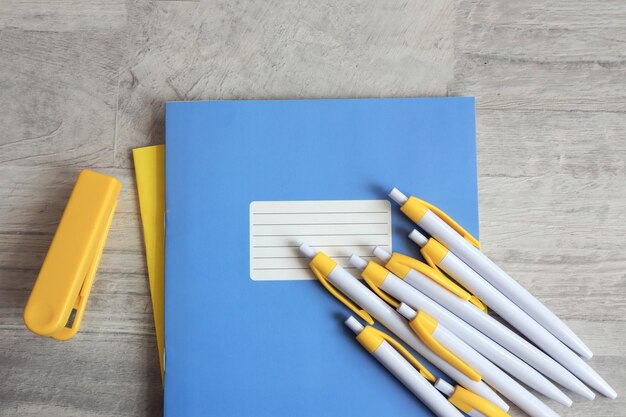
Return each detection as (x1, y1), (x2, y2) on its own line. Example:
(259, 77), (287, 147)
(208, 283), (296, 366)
(578, 343), (594, 360)
(605, 385), (618, 400)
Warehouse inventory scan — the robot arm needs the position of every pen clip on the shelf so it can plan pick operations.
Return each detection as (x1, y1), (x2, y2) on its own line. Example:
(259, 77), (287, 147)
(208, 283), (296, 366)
(468, 295), (488, 313)
(410, 311), (481, 382)
(417, 198), (480, 249)
(366, 326), (435, 382)
(420, 252), (488, 313)
(448, 385), (511, 417)
(310, 265), (374, 325)
(389, 252), (486, 311)
(362, 275), (400, 309)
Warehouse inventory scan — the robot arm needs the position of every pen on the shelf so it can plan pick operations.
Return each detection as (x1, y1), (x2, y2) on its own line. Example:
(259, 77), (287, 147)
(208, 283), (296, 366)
(409, 231), (612, 400)
(372, 246), (594, 401)
(388, 187), (593, 360)
(434, 378), (511, 417)
(350, 255), (562, 417)
(298, 243), (509, 410)
(369, 246), (487, 313)
(344, 316), (464, 417)
(367, 248), (577, 405)
(399, 250), (613, 399)
(396, 303), (514, 417)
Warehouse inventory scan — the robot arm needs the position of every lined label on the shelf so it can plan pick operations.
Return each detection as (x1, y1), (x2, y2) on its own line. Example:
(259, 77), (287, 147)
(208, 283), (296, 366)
(250, 200), (392, 281)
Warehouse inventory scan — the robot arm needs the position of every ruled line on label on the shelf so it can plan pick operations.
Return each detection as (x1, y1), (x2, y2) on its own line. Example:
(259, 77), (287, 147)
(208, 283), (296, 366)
(250, 200), (392, 281)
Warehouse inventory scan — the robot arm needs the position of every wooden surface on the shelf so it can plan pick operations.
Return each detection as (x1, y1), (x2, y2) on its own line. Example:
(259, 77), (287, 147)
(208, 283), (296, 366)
(1, 1), (624, 416)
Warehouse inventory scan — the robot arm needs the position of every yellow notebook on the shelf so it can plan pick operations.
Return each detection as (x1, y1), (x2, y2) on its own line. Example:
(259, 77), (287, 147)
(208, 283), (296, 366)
(132, 145), (165, 380)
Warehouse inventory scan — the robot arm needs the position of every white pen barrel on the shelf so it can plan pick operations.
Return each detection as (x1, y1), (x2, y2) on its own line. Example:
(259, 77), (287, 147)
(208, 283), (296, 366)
(418, 209), (592, 359)
(439, 251), (595, 399)
(327, 265), (406, 329)
(432, 325), (483, 371)
(431, 325), (561, 417)
(435, 380), (489, 417)
(404, 267), (527, 351)
(438, 252), (483, 296)
(404, 268), (616, 399)
(379, 272), (572, 406)
(372, 341), (464, 417)
(325, 266), (509, 410)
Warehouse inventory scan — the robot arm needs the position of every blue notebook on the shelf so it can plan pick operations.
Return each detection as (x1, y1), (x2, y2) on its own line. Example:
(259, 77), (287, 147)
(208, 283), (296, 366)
(165, 98), (479, 417)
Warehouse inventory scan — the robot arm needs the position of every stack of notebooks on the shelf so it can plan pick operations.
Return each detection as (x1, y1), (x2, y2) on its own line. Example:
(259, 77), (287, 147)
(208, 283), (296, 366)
(133, 98), (615, 417)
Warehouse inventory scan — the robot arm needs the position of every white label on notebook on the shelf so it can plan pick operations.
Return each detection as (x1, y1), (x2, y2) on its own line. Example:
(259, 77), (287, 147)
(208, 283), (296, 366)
(250, 200), (392, 281)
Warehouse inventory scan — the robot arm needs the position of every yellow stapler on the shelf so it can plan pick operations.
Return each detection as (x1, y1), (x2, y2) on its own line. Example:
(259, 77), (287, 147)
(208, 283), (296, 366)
(24, 170), (122, 340)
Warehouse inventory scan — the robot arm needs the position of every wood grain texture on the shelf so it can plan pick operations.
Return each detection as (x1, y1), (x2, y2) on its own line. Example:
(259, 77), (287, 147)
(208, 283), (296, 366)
(114, 0), (455, 167)
(0, 1), (624, 416)
(453, 0), (626, 113)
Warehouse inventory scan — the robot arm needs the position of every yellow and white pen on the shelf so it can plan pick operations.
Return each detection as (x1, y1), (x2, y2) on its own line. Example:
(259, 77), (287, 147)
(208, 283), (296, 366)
(345, 316), (464, 417)
(406, 232), (598, 400)
(434, 378), (511, 417)
(388, 187), (593, 360)
(366, 248), (575, 405)
(396, 303), (553, 417)
(298, 243), (509, 410)
(390, 188), (616, 398)
(349, 255), (562, 417)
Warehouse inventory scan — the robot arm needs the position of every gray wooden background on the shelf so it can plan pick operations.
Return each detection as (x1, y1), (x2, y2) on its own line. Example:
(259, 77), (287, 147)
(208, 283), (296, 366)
(1, 1), (624, 416)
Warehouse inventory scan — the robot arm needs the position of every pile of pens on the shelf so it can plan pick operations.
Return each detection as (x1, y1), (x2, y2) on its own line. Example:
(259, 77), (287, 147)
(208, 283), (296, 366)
(299, 187), (616, 417)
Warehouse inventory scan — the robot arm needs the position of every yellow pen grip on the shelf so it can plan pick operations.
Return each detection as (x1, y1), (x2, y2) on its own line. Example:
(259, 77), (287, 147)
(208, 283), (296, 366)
(421, 250), (487, 313)
(389, 252), (475, 303)
(414, 197), (480, 249)
(362, 276), (400, 308)
(362, 326), (435, 382)
(310, 263), (374, 325)
(410, 312), (481, 382)
(449, 385), (512, 417)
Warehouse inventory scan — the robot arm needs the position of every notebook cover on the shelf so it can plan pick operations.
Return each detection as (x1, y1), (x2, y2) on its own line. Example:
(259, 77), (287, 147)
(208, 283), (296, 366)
(132, 144), (165, 380)
(164, 98), (479, 417)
